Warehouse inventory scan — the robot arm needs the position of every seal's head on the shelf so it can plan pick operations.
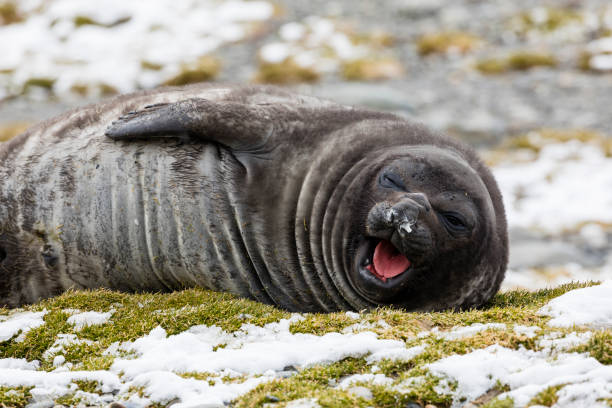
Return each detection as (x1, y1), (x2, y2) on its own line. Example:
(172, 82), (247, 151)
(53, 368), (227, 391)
(341, 143), (507, 312)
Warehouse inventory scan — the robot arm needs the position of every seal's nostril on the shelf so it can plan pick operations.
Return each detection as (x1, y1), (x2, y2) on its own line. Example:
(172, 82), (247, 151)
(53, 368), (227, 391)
(0, 247), (6, 263)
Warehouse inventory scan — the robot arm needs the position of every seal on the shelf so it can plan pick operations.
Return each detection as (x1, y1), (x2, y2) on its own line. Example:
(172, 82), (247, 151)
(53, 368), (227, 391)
(0, 85), (508, 311)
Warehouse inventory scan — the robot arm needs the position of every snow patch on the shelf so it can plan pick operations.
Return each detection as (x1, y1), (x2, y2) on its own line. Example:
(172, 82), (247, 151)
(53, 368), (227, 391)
(366, 345), (425, 363)
(438, 323), (506, 340)
(338, 373), (394, 389)
(538, 281), (612, 328)
(513, 325), (540, 339)
(0, 0), (274, 97)
(494, 142), (612, 232)
(428, 343), (612, 408)
(67, 310), (113, 329)
(0, 310), (47, 342)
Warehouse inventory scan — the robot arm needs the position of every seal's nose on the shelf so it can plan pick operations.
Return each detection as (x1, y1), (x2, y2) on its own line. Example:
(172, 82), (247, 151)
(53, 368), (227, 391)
(384, 193), (430, 237)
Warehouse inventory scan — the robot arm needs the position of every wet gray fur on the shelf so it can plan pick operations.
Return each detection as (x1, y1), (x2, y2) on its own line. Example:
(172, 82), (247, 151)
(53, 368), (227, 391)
(0, 84), (508, 311)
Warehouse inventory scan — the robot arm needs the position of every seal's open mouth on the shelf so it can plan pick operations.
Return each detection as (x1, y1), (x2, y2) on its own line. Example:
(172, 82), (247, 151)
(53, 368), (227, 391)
(364, 239), (411, 282)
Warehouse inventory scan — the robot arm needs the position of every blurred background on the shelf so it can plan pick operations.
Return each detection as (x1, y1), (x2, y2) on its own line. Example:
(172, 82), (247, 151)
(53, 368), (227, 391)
(0, 0), (610, 290)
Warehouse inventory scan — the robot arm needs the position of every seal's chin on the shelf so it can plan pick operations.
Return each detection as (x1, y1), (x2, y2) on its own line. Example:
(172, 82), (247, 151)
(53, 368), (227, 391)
(351, 237), (415, 304)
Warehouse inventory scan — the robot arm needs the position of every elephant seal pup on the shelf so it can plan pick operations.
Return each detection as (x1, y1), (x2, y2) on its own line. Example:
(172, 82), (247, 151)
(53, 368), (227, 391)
(0, 84), (507, 311)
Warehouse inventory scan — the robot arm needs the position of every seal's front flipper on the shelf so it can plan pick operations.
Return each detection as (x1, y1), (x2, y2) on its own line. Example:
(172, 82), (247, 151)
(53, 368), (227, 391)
(106, 103), (180, 139)
(105, 98), (274, 151)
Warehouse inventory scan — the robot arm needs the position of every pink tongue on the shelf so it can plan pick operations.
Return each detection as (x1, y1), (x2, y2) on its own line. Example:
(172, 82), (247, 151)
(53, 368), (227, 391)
(366, 240), (411, 282)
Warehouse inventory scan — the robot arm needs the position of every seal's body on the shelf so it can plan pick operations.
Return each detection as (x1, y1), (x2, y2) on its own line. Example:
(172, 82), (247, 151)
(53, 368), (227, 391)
(0, 85), (508, 311)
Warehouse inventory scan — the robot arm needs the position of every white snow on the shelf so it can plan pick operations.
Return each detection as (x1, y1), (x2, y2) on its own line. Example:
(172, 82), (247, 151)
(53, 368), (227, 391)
(494, 141), (612, 233)
(0, 313), (415, 406)
(0, 283), (607, 406)
(589, 54), (612, 71)
(0, 369), (121, 403)
(44, 333), (92, 354)
(366, 345), (425, 363)
(502, 263), (612, 292)
(67, 310), (113, 329)
(0, 0), (274, 97)
(338, 373), (394, 389)
(537, 331), (592, 352)
(587, 36), (612, 54)
(0, 358), (39, 371)
(513, 325), (540, 338)
(426, 282), (612, 407)
(112, 316), (404, 377)
(258, 15), (373, 73)
(428, 344), (612, 408)
(286, 398), (321, 408)
(0, 310), (47, 342)
(437, 323), (506, 340)
(260, 42), (291, 63)
(538, 281), (612, 328)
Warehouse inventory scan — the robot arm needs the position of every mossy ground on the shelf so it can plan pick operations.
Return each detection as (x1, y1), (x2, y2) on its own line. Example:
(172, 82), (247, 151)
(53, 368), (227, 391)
(475, 52), (557, 74)
(0, 1), (22, 25)
(0, 122), (30, 142)
(416, 32), (481, 56)
(254, 58), (320, 84)
(0, 281), (606, 407)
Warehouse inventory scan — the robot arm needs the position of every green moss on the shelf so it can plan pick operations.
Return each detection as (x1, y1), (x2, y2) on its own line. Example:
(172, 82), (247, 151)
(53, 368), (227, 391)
(0, 122), (30, 142)
(528, 384), (565, 406)
(507, 52), (557, 70)
(474, 58), (507, 74)
(0, 1), (22, 25)
(141, 61), (164, 71)
(417, 32), (481, 56)
(340, 58), (403, 81)
(0, 309), (72, 362)
(0, 386), (32, 408)
(255, 58), (319, 84)
(233, 358), (371, 407)
(572, 330), (612, 365)
(0, 282), (603, 406)
(350, 30), (395, 48)
(516, 7), (582, 33)
(487, 282), (596, 308)
(476, 52), (557, 74)
(0, 288), (288, 374)
(73, 379), (101, 394)
(481, 397), (514, 408)
(73, 15), (131, 28)
(598, 397), (612, 407)
(500, 129), (611, 157)
(290, 312), (363, 335)
(22, 77), (56, 91)
(55, 393), (84, 406)
(73, 15), (97, 27)
(164, 56), (220, 86)
(382, 369), (454, 407)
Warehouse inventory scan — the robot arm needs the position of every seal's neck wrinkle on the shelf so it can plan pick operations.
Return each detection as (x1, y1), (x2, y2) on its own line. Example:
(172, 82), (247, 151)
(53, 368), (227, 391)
(301, 143), (384, 311)
(294, 158), (353, 311)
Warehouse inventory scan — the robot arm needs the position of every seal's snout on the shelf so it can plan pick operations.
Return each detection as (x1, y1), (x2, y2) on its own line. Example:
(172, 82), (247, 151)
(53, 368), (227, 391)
(379, 193), (430, 238)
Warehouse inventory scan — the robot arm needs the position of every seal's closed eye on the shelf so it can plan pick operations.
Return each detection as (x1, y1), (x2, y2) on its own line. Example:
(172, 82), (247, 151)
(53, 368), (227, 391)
(379, 172), (406, 191)
(439, 211), (469, 233)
